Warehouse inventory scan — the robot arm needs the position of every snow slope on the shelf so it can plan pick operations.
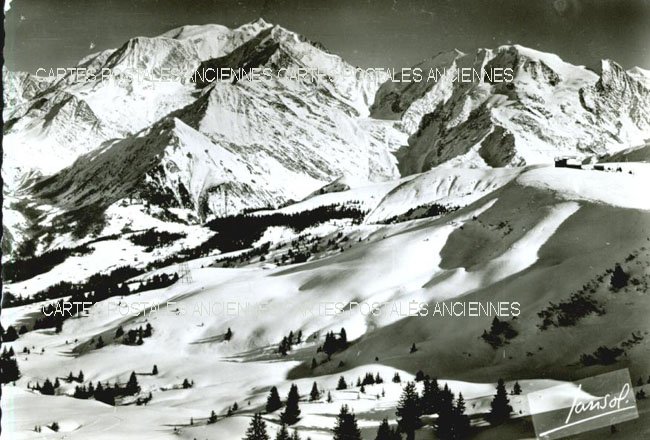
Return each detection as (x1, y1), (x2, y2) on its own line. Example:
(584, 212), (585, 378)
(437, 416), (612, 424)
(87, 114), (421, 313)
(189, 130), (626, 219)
(2, 166), (649, 439)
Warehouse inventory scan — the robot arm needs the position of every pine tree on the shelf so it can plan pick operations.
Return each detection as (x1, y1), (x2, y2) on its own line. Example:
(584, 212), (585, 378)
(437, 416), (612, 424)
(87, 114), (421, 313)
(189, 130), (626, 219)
(266, 386), (283, 413)
(375, 418), (400, 440)
(311, 358), (317, 370)
(4, 325), (18, 342)
(438, 383), (451, 407)
(453, 393), (470, 438)
(327, 391), (333, 403)
(0, 357), (21, 383)
(323, 332), (337, 359)
(126, 371), (140, 394)
(337, 376), (347, 390)
(281, 384), (301, 425)
(436, 389), (469, 440)
(54, 378), (60, 388)
(115, 326), (124, 338)
(488, 379), (512, 425)
(290, 429), (301, 440)
(144, 323), (153, 337)
(375, 419), (391, 440)
(279, 336), (290, 356)
(96, 336), (105, 349)
(95, 381), (115, 405)
(152, 365), (158, 375)
(225, 327), (233, 341)
(332, 404), (361, 440)
(415, 370), (425, 382)
(41, 378), (55, 395)
(610, 264), (629, 289)
(78, 370), (84, 382)
(396, 382), (422, 440)
(233, 402), (239, 411)
(421, 377), (440, 414)
(512, 381), (522, 395)
(243, 413), (270, 440)
(275, 423), (291, 440)
(280, 384), (300, 425)
(392, 372), (401, 383)
(339, 328), (348, 349)
(309, 382), (320, 401)
(208, 410), (217, 424)
(410, 343), (417, 354)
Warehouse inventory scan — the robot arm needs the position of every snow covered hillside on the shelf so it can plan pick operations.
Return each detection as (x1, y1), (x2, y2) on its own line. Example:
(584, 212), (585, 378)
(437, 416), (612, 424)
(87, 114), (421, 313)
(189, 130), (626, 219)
(2, 165), (649, 439)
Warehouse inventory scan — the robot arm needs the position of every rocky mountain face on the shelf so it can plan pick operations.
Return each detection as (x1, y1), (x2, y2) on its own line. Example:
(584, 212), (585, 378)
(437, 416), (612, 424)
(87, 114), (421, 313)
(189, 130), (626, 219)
(194, 24), (384, 114)
(371, 45), (650, 174)
(2, 19), (274, 182)
(2, 20), (404, 255)
(2, 68), (51, 112)
(3, 22), (650, 256)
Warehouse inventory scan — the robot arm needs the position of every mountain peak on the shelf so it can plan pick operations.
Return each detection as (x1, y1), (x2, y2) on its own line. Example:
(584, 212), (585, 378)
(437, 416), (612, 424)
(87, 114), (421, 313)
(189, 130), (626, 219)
(249, 17), (269, 27)
(234, 17), (273, 32)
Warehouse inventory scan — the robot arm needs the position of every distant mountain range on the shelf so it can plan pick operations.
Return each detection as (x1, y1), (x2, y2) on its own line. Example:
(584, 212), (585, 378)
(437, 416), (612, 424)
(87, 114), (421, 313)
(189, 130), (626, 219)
(2, 19), (649, 257)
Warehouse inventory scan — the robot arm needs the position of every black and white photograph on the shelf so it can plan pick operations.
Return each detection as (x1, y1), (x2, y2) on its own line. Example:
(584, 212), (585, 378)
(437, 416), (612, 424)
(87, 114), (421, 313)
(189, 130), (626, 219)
(1, 1), (649, 439)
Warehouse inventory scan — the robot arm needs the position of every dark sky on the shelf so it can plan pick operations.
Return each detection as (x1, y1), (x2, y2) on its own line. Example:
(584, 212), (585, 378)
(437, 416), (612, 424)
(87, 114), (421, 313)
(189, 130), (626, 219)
(4, 0), (650, 73)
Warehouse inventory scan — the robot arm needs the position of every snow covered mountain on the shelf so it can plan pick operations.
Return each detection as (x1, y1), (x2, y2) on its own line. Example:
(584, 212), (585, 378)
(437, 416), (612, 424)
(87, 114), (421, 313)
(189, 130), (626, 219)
(5, 22), (650, 257)
(2, 19), (273, 183)
(371, 45), (650, 173)
(3, 20), (406, 255)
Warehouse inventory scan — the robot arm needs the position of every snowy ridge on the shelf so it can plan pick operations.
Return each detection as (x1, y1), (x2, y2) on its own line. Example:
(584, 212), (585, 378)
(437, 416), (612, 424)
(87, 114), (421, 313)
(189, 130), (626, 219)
(372, 45), (650, 173)
(195, 24), (386, 114)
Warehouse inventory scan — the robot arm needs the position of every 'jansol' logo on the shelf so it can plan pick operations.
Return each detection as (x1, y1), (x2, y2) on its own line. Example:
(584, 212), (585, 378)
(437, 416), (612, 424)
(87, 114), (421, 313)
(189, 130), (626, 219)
(528, 369), (639, 439)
